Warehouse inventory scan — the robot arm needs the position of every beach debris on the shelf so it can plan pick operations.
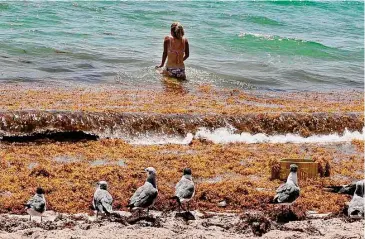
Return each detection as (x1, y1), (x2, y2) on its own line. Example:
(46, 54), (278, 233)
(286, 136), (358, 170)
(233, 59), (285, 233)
(348, 180), (364, 219)
(25, 187), (46, 222)
(272, 158), (319, 181)
(127, 167), (158, 217)
(171, 168), (195, 213)
(93, 181), (113, 218)
(305, 211), (332, 219)
(240, 210), (271, 236)
(218, 200), (227, 208)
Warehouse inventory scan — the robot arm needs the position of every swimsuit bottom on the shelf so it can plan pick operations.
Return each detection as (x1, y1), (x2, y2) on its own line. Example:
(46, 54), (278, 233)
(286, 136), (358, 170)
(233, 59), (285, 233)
(166, 67), (186, 79)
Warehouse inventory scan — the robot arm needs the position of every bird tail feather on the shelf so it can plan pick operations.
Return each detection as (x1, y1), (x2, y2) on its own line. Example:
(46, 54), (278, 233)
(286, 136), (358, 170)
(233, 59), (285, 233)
(101, 202), (112, 214)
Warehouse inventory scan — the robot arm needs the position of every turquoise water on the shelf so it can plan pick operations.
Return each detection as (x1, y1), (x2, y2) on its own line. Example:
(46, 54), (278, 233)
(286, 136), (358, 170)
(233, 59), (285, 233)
(0, 1), (363, 91)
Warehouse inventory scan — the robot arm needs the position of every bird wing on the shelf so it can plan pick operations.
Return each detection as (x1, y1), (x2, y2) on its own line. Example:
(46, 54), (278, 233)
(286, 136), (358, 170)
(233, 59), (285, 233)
(338, 182), (357, 195)
(27, 195), (46, 213)
(175, 178), (195, 200)
(93, 189), (113, 213)
(274, 183), (300, 203)
(129, 183), (158, 208)
(101, 191), (113, 213)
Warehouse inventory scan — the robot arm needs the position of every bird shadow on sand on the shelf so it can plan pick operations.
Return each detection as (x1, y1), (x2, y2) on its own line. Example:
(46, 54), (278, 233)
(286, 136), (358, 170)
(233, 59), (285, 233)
(174, 211), (196, 221)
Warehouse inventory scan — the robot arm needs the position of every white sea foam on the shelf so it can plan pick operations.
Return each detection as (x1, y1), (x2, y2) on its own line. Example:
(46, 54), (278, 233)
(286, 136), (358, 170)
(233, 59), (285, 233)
(124, 133), (194, 145)
(194, 127), (364, 144)
(95, 127), (364, 145)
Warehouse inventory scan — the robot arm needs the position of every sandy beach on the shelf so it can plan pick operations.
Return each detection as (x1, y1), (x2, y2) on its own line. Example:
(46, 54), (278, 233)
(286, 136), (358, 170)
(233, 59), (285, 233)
(0, 210), (363, 239)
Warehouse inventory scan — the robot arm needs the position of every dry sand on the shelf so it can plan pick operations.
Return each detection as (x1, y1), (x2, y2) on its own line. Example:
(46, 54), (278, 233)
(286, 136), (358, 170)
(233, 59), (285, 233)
(0, 210), (363, 239)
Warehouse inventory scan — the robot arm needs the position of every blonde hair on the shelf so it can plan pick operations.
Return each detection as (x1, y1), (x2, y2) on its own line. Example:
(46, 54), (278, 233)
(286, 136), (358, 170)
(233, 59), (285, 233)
(171, 22), (185, 39)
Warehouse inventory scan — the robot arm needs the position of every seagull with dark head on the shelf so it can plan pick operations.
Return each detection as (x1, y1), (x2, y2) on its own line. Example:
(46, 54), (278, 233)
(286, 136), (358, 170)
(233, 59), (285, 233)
(25, 187), (46, 222)
(127, 167), (158, 216)
(93, 181), (113, 218)
(272, 164), (300, 206)
(171, 168), (195, 212)
(348, 179), (364, 219)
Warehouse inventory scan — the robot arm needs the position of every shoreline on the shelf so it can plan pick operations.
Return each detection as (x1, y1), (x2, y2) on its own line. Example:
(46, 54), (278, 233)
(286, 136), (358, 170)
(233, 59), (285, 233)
(0, 211), (363, 239)
(0, 83), (363, 114)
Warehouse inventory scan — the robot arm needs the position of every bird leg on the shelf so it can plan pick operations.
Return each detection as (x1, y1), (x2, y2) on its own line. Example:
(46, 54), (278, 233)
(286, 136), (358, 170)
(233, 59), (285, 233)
(187, 202), (190, 212)
(177, 201), (182, 213)
(41, 216), (43, 222)
(147, 208), (149, 217)
(29, 215), (31, 221)
(181, 203), (187, 212)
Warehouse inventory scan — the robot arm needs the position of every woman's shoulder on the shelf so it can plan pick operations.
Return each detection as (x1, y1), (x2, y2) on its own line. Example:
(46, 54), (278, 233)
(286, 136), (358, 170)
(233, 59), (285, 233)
(164, 35), (171, 41)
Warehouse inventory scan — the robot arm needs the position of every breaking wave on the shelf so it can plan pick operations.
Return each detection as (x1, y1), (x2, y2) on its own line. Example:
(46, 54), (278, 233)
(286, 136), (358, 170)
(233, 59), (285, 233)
(123, 126), (364, 145)
(193, 127), (364, 145)
(0, 111), (363, 145)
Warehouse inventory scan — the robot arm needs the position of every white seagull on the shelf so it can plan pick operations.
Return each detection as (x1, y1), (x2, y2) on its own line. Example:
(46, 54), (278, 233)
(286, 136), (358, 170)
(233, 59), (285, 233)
(273, 164), (300, 205)
(93, 181), (113, 218)
(25, 187), (46, 222)
(127, 167), (158, 216)
(172, 168), (195, 212)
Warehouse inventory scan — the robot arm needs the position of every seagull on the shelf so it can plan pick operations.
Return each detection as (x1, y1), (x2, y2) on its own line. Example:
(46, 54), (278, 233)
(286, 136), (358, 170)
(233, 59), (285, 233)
(348, 180), (364, 218)
(171, 168), (195, 212)
(324, 180), (359, 195)
(93, 181), (113, 218)
(25, 187), (46, 222)
(272, 164), (300, 207)
(127, 167), (158, 216)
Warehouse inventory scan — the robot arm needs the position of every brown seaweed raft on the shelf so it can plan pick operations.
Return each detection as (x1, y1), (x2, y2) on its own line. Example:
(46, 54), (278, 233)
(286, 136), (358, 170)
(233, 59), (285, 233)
(0, 111), (363, 138)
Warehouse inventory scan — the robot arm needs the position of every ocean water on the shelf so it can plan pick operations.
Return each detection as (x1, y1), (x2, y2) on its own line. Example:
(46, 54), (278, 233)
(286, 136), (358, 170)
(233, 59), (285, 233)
(0, 0), (363, 91)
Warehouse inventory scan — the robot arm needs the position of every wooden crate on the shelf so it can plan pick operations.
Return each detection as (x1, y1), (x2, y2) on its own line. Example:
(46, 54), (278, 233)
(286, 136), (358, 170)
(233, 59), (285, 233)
(277, 158), (319, 181)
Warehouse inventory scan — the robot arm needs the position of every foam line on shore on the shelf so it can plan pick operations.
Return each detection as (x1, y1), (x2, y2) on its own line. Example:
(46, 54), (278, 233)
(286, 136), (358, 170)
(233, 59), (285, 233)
(193, 127), (364, 144)
(121, 127), (364, 145)
(123, 133), (194, 145)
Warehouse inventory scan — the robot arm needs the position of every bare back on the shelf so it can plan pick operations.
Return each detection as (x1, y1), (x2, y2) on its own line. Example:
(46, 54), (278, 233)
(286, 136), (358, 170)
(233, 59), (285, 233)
(166, 36), (187, 68)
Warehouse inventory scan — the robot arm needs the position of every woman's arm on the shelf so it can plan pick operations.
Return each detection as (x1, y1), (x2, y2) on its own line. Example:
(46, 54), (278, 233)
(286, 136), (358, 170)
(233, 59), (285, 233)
(157, 37), (169, 68)
(183, 38), (189, 61)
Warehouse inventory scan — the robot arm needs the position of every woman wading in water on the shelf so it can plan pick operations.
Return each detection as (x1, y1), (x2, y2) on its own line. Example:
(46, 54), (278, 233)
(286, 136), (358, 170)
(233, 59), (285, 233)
(156, 22), (189, 80)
